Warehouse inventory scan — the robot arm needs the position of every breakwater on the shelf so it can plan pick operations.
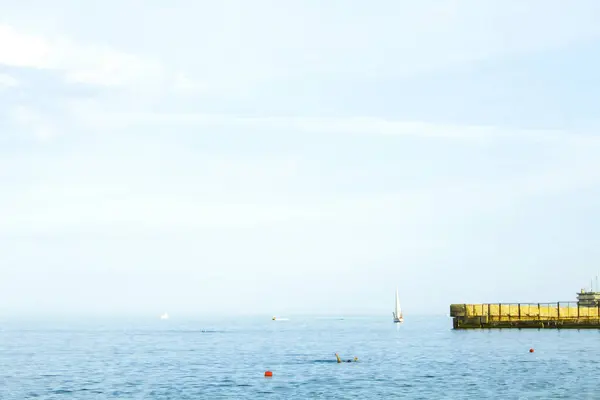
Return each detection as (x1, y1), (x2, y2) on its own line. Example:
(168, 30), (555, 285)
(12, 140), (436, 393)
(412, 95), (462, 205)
(450, 301), (600, 329)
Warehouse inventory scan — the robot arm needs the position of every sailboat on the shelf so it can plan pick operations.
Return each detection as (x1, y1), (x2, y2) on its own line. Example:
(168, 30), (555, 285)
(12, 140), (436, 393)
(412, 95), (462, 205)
(393, 289), (404, 323)
(160, 312), (169, 320)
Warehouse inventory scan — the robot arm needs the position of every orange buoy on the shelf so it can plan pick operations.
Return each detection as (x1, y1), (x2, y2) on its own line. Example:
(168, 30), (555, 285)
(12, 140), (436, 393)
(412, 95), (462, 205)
(529, 348), (534, 353)
(264, 371), (273, 377)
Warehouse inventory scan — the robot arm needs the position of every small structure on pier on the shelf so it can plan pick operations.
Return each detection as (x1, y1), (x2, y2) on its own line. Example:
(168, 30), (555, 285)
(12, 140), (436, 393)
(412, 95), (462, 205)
(577, 289), (600, 307)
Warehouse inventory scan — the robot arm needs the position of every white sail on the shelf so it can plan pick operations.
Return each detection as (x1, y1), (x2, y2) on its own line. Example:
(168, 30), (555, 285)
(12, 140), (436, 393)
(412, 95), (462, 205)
(393, 288), (404, 323)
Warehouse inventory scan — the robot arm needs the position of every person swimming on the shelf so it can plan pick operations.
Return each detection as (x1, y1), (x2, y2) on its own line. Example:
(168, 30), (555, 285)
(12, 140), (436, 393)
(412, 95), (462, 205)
(335, 353), (358, 363)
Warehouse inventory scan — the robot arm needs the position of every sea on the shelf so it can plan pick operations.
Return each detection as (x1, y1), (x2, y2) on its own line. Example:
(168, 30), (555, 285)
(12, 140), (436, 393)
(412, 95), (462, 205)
(1, 315), (599, 399)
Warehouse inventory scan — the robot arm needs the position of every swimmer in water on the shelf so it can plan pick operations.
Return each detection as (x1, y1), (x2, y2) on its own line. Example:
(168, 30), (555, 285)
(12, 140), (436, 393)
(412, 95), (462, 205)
(335, 353), (358, 363)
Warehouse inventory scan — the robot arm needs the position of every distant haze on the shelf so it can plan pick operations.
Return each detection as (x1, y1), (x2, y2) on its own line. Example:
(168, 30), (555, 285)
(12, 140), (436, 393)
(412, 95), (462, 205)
(1, 1), (600, 318)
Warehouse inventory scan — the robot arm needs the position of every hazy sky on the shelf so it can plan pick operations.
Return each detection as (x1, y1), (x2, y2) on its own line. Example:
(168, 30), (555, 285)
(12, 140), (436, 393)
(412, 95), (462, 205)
(2, 1), (600, 318)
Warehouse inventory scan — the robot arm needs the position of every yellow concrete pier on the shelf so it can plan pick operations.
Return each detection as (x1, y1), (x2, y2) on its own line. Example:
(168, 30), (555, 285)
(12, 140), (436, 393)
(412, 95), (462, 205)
(450, 301), (600, 329)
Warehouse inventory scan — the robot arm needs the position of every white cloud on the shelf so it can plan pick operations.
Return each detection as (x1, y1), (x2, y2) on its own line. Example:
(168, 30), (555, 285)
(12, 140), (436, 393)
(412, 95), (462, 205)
(2, 1), (599, 96)
(116, 1), (600, 84)
(2, 1), (600, 234)
(65, 101), (600, 145)
(0, 24), (51, 68)
(9, 105), (56, 140)
(0, 23), (166, 87)
(171, 72), (208, 95)
(0, 72), (19, 87)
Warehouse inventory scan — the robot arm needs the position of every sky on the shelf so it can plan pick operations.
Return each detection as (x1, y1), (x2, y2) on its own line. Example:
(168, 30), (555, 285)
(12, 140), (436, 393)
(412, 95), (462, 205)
(2, 0), (600, 318)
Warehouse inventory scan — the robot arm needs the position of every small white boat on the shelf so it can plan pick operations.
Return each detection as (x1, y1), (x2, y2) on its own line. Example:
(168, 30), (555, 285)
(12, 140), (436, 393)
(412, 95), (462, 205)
(160, 312), (169, 320)
(393, 289), (404, 323)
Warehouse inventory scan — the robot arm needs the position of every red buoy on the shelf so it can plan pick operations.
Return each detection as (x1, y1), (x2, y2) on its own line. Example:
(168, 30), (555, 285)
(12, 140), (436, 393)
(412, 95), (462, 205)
(529, 348), (534, 353)
(264, 371), (273, 377)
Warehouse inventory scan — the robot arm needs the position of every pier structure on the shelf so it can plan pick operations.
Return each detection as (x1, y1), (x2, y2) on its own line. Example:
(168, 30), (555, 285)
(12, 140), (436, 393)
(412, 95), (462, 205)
(450, 289), (600, 329)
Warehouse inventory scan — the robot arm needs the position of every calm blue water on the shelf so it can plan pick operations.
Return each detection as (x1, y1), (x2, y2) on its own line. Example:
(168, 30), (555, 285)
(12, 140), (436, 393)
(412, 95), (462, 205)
(1, 315), (599, 399)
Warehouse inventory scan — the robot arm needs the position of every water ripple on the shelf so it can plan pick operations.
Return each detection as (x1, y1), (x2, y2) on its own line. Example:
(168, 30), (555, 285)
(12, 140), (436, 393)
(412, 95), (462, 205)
(2, 317), (600, 398)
